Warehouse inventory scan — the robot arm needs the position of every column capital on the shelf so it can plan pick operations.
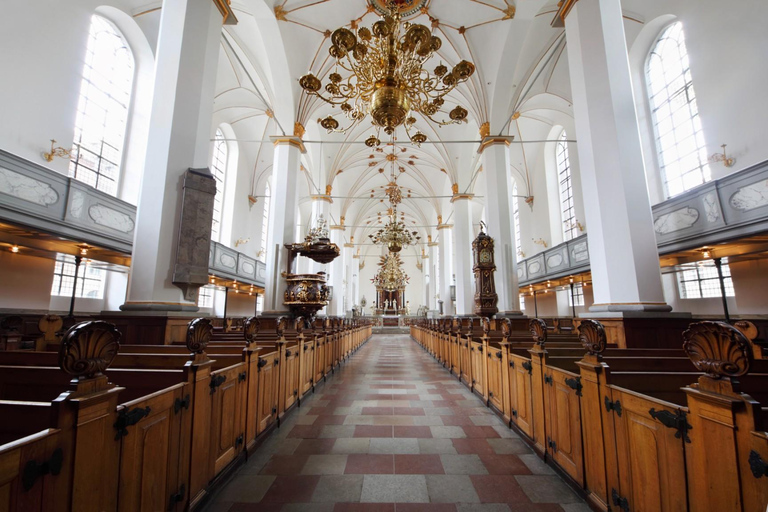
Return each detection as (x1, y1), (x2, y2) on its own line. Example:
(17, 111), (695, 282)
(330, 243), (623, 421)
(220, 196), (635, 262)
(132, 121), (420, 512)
(311, 194), (333, 203)
(330, 225), (345, 230)
(212, 0), (238, 25)
(270, 135), (307, 154)
(344, 243), (354, 248)
(436, 224), (453, 230)
(478, 136), (515, 154)
(428, 242), (439, 247)
(450, 193), (475, 203)
(551, 0), (578, 28)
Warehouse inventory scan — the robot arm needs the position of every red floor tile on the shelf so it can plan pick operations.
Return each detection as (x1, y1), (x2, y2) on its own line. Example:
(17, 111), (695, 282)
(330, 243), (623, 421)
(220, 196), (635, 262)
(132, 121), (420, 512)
(362, 407), (395, 416)
(462, 426), (502, 439)
(393, 407), (426, 416)
(260, 475), (320, 503)
(259, 455), (309, 475)
(507, 504), (563, 512)
(470, 475), (531, 503)
(394, 454), (445, 474)
(355, 425), (393, 438)
(287, 425), (323, 438)
(314, 415), (347, 425)
(479, 454), (532, 475)
(345, 454), (394, 474)
(394, 426), (432, 438)
(452, 438), (496, 455)
(293, 439), (337, 455)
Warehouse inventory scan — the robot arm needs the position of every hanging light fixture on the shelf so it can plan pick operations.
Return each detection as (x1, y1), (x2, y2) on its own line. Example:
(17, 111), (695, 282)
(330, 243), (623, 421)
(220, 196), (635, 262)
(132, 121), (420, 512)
(299, 1), (475, 146)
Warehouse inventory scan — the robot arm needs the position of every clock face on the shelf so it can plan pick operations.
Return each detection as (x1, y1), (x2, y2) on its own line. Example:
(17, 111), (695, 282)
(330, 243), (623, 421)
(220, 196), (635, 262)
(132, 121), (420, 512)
(479, 250), (491, 263)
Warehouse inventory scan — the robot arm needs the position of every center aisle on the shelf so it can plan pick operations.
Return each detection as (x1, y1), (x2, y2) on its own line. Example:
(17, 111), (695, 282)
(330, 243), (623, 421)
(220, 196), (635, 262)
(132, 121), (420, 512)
(206, 334), (589, 512)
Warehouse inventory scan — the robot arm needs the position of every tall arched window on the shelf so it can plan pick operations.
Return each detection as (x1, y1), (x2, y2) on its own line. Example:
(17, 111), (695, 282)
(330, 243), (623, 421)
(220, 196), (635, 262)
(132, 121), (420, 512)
(557, 131), (577, 241)
(260, 182), (271, 262)
(69, 15), (135, 196)
(647, 21), (710, 198)
(210, 129), (228, 242)
(512, 183), (522, 257)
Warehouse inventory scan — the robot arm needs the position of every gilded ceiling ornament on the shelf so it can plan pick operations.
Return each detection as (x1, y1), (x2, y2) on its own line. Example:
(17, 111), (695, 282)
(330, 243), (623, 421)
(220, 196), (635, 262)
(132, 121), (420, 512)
(299, 1), (474, 145)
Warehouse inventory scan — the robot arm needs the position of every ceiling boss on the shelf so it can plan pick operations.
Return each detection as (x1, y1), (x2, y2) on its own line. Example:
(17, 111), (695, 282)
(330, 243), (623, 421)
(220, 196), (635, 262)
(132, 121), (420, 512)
(299, 0), (475, 146)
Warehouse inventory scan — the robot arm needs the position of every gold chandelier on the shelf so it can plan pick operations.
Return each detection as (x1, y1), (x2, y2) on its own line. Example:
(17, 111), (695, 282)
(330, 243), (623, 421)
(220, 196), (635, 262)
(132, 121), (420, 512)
(369, 206), (420, 252)
(371, 252), (410, 291)
(299, 2), (475, 146)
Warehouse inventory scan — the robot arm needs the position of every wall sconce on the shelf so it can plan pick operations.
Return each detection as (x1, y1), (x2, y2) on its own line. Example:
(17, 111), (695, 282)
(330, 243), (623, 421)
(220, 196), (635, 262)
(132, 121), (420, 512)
(235, 237), (250, 248)
(709, 144), (734, 168)
(10, 245), (19, 253)
(698, 247), (712, 259)
(42, 139), (71, 162)
(532, 238), (548, 248)
(77, 244), (90, 256)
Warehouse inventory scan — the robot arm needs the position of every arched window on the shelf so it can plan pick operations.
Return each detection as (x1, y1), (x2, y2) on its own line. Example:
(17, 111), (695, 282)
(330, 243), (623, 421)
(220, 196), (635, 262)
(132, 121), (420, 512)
(260, 182), (271, 262)
(512, 182), (522, 257)
(557, 131), (577, 241)
(646, 22), (710, 198)
(69, 15), (135, 196)
(210, 129), (228, 242)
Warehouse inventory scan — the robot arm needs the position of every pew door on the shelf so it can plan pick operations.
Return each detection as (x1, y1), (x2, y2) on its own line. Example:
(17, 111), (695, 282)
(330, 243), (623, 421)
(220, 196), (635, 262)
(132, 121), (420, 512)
(451, 336), (460, 374)
(487, 347), (504, 412)
(300, 340), (314, 396)
(0, 429), (65, 512)
(257, 354), (278, 434)
(210, 364), (247, 476)
(283, 345), (299, 411)
(460, 340), (471, 386)
(314, 339), (325, 384)
(117, 383), (188, 512)
(510, 354), (533, 438)
(470, 342), (484, 396)
(542, 367), (584, 484)
(606, 387), (688, 512)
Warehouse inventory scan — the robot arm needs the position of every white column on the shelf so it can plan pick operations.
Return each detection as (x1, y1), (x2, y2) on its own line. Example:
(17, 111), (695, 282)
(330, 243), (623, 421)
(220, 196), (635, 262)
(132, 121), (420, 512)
(329, 225), (345, 315)
(344, 241), (355, 314)
(480, 139), (521, 315)
(428, 241), (438, 311)
(452, 197), (475, 315)
(123, 0), (223, 311)
(565, 0), (670, 312)
(263, 137), (304, 313)
(437, 223), (454, 316)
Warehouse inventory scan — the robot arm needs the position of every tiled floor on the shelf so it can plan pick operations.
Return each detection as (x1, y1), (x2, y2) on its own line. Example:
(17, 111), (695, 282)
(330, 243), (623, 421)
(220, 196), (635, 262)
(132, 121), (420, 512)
(205, 335), (591, 512)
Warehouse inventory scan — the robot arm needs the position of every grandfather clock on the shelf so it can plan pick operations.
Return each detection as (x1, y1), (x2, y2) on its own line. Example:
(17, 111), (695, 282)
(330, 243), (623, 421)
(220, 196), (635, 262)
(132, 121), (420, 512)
(472, 222), (499, 317)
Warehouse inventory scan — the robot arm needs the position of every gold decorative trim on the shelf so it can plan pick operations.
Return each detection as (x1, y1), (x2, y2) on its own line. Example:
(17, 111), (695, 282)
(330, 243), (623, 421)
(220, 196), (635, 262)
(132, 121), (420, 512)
(478, 136), (515, 154)
(311, 194), (333, 203)
(212, 0), (238, 25)
(552, 0), (578, 27)
(344, 243), (355, 248)
(330, 225), (345, 230)
(270, 136), (307, 154)
(479, 122), (490, 138)
(428, 242), (438, 247)
(436, 224), (453, 230)
(294, 122), (306, 138)
(450, 194), (474, 203)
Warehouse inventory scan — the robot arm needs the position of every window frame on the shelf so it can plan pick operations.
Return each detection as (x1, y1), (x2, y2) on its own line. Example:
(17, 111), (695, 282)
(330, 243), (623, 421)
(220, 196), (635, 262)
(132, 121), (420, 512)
(210, 129), (228, 243)
(676, 259), (735, 299)
(69, 14), (136, 197)
(512, 182), (522, 257)
(556, 131), (577, 242)
(645, 21), (711, 199)
(51, 254), (106, 300)
(260, 182), (271, 262)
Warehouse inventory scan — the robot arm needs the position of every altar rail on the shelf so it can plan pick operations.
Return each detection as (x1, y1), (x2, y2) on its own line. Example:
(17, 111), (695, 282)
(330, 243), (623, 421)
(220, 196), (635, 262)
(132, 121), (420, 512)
(0, 316), (372, 511)
(411, 317), (768, 512)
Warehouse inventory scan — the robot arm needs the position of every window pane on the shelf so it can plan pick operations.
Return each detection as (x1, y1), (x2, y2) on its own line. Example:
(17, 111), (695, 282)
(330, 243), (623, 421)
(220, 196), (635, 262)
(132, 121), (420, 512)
(512, 183), (522, 257)
(69, 15), (134, 197)
(675, 258), (735, 299)
(556, 131), (578, 241)
(646, 22), (711, 199)
(260, 183), (271, 262)
(50, 254), (105, 299)
(210, 129), (228, 243)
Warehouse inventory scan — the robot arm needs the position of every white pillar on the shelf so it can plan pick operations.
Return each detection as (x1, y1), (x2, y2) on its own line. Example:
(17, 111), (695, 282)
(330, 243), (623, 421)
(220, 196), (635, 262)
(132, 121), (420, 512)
(427, 241), (437, 311)
(565, 0), (670, 312)
(263, 137), (304, 313)
(344, 241), (355, 314)
(123, 0), (223, 311)
(437, 223), (454, 316)
(452, 197), (475, 315)
(479, 139), (521, 315)
(329, 224), (345, 315)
